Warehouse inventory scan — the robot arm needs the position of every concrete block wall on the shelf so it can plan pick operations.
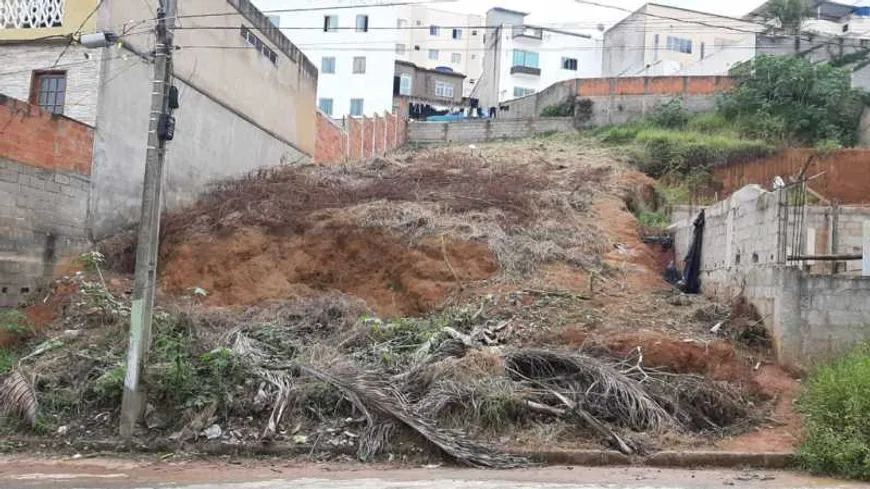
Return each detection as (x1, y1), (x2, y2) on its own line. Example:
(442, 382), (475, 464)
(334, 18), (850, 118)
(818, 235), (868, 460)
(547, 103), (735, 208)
(0, 95), (95, 307)
(671, 185), (870, 367)
(408, 118), (576, 144)
(0, 158), (91, 307)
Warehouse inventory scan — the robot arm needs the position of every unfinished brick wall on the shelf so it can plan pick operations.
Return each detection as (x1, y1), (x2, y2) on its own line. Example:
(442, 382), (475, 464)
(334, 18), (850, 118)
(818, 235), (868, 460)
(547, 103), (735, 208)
(314, 109), (409, 164)
(0, 94), (94, 307)
(0, 94), (94, 175)
(713, 149), (870, 205)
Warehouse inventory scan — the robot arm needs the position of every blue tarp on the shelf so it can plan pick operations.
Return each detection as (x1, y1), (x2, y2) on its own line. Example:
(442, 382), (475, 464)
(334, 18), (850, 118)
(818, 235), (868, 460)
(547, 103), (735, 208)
(854, 7), (870, 16)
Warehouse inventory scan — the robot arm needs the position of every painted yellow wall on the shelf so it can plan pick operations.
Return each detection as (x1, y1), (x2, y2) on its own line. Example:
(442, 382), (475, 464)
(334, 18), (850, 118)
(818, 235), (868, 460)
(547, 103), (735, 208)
(0, 0), (99, 41)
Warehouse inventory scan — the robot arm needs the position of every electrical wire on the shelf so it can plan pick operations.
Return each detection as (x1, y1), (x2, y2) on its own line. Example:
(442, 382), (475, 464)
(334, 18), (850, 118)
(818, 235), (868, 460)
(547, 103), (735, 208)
(51, 0), (106, 68)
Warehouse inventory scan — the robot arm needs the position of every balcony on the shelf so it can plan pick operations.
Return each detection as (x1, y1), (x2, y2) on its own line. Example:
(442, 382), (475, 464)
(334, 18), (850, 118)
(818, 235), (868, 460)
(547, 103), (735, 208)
(512, 25), (543, 40)
(510, 65), (541, 76)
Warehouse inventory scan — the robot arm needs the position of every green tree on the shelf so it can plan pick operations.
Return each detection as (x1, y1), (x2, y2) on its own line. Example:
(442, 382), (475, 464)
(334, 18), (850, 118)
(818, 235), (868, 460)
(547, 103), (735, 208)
(764, 0), (810, 35)
(720, 55), (866, 147)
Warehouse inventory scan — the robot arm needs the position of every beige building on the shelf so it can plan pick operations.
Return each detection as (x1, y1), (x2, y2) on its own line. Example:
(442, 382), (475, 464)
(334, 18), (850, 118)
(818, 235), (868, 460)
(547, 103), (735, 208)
(395, 5), (484, 97)
(394, 60), (465, 110)
(0, 0), (318, 237)
(602, 3), (763, 77)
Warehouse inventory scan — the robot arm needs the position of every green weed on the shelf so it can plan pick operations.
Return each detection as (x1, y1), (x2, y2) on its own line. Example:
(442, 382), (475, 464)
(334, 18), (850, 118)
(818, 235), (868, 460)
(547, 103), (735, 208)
(797, 346), (870, 480)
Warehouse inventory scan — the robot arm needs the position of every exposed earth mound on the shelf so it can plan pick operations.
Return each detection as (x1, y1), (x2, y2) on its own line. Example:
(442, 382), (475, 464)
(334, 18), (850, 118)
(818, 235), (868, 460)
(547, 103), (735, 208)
(2, 136), (799, 465)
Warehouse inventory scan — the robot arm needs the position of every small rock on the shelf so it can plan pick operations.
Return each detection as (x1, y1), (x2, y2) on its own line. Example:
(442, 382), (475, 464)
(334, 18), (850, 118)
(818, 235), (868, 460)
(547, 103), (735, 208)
(71, 453), (82, 460)
(168, 431), (184, 441)
(56, 425), (69, 436)
(202, 424), (222, 440)
(293, 435), (308, 444)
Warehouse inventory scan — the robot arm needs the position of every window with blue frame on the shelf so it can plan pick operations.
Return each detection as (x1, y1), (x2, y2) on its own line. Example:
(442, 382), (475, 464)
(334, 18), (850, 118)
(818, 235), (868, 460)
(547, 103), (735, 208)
(318, 98), (334, 116)
(512, 49), (540, 68)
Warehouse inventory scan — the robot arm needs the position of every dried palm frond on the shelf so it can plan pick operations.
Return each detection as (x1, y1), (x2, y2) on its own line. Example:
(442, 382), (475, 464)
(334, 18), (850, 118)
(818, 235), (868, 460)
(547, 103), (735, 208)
(643, 374), (750, 431)
(297, 363), (529, 468)
(0, 371), (37, 427)
(504, 349), (675, 432)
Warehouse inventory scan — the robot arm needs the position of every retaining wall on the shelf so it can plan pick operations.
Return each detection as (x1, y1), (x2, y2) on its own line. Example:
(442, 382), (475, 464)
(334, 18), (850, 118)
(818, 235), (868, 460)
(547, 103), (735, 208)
(0, 96), (93, 307)
(712, 149), (870, 205)
(408, 117), (575, 144)
(671, 185), (870, 367)
(497, 76), (734, 123)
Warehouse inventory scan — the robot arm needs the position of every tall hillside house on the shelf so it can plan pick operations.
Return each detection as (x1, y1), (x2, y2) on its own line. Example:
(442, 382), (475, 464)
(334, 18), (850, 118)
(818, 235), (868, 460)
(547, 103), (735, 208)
(0, 0), (318, 238)
(746, 0), (870, 37)
(602, 3), (764, 77)
(252, 0), (485, 117)
(471, 8), (603, 110)
(393, 60), (466, 118)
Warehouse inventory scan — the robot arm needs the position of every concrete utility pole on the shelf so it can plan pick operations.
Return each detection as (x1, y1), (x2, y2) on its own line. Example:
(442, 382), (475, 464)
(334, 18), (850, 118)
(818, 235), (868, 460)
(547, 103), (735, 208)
(120, 0), (177, 440)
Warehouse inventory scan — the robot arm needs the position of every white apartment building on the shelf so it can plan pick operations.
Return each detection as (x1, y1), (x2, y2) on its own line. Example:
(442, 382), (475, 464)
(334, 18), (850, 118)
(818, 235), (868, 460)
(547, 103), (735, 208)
(253, 0), (484, 117)
(395, 5), (484, 97)
(472, 8), (603, 110)
(746, 0), (870, 37)
(602, 3), (764, 78)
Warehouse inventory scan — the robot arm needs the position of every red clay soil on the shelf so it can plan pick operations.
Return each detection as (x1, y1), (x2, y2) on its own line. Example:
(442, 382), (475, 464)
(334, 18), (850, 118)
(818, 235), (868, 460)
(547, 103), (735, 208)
(719, 364), (802, 453)
(161, 224), (497, 317)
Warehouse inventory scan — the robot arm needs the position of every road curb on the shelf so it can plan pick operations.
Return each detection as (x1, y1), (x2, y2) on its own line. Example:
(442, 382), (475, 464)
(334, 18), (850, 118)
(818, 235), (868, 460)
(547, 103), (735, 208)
(0, 437), (794, 469)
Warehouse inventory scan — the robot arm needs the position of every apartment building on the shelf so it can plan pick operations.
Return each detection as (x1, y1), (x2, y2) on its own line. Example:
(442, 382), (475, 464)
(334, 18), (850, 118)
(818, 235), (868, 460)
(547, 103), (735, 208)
(746, 0), (870, 37)
(473, 8), (603, 109)
(394, 5), (484, 97)
(602, 3), (763, 77)
(253, 0), (484, 117)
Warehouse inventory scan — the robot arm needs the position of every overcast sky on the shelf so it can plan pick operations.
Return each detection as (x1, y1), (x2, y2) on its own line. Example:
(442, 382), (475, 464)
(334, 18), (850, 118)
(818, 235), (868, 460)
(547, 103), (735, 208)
(430, 0), (769, 28)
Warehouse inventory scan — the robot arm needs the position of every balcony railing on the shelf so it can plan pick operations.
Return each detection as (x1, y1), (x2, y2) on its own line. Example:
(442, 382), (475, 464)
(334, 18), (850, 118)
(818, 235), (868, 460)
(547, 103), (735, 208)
(510, 65), (541, 76)
(1, 0), (65, 29)
(512, 25), (543, 40)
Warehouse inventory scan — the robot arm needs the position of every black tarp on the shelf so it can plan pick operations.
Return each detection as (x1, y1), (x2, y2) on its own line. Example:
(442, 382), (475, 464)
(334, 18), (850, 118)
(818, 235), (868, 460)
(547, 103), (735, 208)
(681, 210), (705, 294)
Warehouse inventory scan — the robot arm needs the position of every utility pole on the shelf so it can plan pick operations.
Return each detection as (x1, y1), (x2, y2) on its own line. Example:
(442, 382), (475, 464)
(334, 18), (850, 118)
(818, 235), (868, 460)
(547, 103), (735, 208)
(120, 0), (178, 440)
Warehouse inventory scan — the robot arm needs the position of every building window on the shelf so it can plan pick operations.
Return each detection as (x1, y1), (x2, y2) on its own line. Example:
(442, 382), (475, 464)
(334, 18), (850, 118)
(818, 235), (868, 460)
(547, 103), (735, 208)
(350, 98), (365, 116)
(471, 54), (477, 60)
(430, 25), (440, 36)
(843, 23), (850, 33)
(397, 18), (408, 28)
(428, 49), (439, 60)
(352, 56), (367, 74)
(400, 74), (412, 95)
(3, 0), (64, 28)
(318, 98), (334, 116)
(700, 42), (706, 59)
(324, 15), (338, 32)
(435, 81), (455, 98)
(666, 36), (692, 54)
(267, 15), (280, 27)
(469, 78), (476, 84)
(321, 56), (336, 74)
(452, 28), (463, 40)
(561, 57), (578, 71)
(513, 87), (535, 98)
(396, 43), (406, 55)
(472, 29), (478, 36)
(240, 26), (279, 66)
(31, 71), (66, 115)
(451, 52), (462, 64)
(512, 49), (539, 68)
(356, 14), (369, 32)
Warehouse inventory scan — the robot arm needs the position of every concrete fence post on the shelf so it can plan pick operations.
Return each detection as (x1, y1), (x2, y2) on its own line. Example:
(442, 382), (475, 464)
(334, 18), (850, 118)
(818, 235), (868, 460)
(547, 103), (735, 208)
(863, 221), (870, 276)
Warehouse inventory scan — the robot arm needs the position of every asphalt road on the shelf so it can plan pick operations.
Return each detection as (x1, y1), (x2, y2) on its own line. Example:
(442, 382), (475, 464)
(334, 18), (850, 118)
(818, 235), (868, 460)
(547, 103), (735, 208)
(0, 456), (865, 489)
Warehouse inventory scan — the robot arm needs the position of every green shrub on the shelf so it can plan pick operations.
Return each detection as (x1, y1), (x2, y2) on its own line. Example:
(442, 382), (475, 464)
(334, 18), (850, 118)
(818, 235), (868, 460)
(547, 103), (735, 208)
(0, 349), (15, 375)
(798, 346), (870, 480)
(687, 112), (732, 134)
(633, 129), (772, 179)
(599, 124), (644, 144)
(636, 210), (670, 229)
(541, 101), (574, 117)
(650, 98), (689, 129)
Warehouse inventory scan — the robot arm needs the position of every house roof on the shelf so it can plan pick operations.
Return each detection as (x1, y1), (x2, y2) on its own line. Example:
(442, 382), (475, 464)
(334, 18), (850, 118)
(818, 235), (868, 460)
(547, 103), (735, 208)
(746, 0), (856, 21)
(489, 7), (529, 17)
(395, 60), (467, 79)
(605, 2), (762, 34)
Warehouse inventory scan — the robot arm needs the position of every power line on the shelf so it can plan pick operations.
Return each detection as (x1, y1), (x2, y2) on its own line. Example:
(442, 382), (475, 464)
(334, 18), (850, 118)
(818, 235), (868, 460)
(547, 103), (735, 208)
(51, 0), (105, 68)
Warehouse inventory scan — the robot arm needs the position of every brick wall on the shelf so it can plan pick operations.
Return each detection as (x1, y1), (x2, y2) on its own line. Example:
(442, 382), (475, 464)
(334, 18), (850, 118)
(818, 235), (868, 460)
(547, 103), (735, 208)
(314, 109), (408, 164)
(499, 76), (734, 123)
(0, 94), (94, 175)
(0, 95), (94, 307)
(713, 149), (870, 205)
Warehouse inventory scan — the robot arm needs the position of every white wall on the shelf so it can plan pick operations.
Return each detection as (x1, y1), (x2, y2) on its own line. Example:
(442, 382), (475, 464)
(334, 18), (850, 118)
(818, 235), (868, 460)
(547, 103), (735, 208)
(396, 5), (485, 97)
(254, 0), (399, 117)
(496, 28), (602, 104)
(0, 43), (102, 126)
